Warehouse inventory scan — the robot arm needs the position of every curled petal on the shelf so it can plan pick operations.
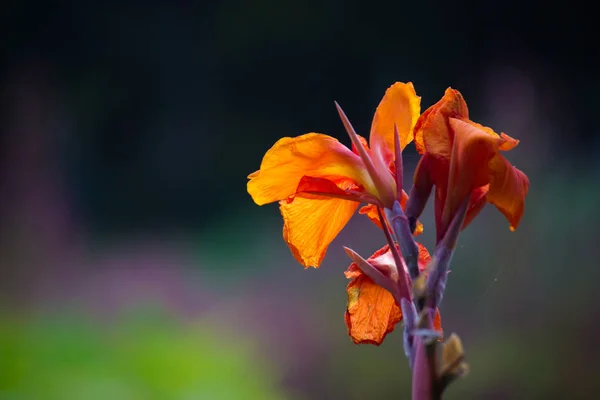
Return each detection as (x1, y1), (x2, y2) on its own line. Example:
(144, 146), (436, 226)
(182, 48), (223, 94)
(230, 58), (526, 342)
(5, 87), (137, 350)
(359, 204), (384, 229)
(281, 195), (359, 268)
(442, 118), (499, 235)
(464, 120), (520, 151)
(413, 88), (469, 156)
(487, 154), (530, 231)
(247, 133), (369, 205)
(462, 185), (489, 229)
(498, 132), (520, 151)
(370, 82), (421, 163)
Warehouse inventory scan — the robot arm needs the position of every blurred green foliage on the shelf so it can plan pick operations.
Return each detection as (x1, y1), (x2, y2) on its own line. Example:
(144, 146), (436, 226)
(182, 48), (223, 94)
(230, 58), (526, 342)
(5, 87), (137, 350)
(0, 311), (288, 400)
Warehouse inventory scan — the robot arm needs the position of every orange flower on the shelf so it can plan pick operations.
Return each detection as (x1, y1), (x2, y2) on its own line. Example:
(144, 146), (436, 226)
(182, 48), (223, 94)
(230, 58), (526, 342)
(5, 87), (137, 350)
(411, 88), (530, 242)
(247, 82), (421, 267)
(344, 243), (443, 345)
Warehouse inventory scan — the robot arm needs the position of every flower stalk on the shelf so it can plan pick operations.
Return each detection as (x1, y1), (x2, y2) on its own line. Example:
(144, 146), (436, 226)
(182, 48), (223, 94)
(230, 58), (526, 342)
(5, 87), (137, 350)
(247, 82), (529, 400)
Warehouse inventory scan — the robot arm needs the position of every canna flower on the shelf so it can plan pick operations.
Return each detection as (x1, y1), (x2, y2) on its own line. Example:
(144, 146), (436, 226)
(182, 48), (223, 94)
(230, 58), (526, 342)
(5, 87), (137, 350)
(344, 243), (442, 345)
(247, 82), (421, 267)
(408, 88), (530, 243)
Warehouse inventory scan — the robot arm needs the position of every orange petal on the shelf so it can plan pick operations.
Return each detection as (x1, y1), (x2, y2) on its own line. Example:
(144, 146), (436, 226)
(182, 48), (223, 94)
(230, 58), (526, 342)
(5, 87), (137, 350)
(413, 88), (469, 157)
(345, 269), (402, 345)
(247, 133), (369, 206)
(498, 132), (520, 151)
(442, 118), (499, 233)
(486, 154), (529, 231)
(359, 204), (383, 229)
(370, 82), (421, 163)
(464, 120), (520, 152)
(343, 243), (436, 345)
(280, 195), (359, 268)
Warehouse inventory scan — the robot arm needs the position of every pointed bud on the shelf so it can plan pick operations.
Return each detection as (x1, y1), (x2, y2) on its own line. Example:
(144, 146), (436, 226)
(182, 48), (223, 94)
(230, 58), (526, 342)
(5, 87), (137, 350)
(437, 333), (469, 391)
(335, 102), (396, 207)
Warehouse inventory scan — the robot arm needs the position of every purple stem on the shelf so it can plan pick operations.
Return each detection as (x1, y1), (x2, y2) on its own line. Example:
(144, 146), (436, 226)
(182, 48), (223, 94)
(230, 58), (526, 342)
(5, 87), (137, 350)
(385, 201), (420, 279)
(401, 298), (418, 369)
(426, 196), (469, 311)
(411, 196), (470, 400)
(376, 206), (412, 303)
(412, 336), (434, 399)
(393, 123), (403, 200)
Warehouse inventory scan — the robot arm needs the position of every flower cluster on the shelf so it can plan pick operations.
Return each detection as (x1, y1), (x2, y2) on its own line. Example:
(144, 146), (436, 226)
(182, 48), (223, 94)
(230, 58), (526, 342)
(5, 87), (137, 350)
(247, 82), (529, 398)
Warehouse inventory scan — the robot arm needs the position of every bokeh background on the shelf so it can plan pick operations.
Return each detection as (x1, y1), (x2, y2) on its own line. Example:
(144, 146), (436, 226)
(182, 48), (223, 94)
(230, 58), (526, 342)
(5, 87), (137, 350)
(1, 2), (598, 399)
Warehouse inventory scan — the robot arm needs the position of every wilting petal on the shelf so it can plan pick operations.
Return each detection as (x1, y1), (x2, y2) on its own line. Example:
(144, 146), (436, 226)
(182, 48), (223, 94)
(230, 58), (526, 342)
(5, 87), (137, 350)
(247, 133), (369, 205)
(343, 243), (438, 345)
(487, 154), (530, 231)
(345, 271), (402, 345)
(370, 82), (421, 164)
(281, 195), (359, 268)
(413, 88), (469, 156)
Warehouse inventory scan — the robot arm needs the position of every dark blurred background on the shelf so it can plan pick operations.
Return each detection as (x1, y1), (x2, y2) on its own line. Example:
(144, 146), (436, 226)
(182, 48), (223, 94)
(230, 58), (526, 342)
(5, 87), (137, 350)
(1, 1), (598, 399)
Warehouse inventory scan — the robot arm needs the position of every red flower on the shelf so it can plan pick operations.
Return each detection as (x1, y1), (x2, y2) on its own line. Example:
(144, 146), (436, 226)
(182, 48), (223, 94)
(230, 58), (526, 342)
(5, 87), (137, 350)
(410, 88), (530, 242)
